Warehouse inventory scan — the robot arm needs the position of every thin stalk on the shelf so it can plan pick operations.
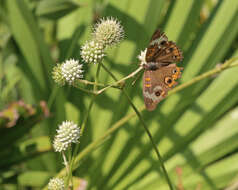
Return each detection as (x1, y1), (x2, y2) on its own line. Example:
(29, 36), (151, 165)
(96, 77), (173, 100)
(80, 98), (95, 134)
(47, 85), (59, 110)
(63, 152), (72, 189)
(73, 79), (121, 95)
(123, 91), (174, 190)
(67, 63), (102, 189)
(94, 63), (101, 92)
(101, 63), (174, 190)
(62, 152), (70, 175)
(75, 79), (119, 89)
(66, 97), (96, 189)
(97, 66), (143, 94)
(72, 85), (98, 95)
(229, 61), (238, 68)
(67, 147), (74, 188)
(73, 63), (102, 157)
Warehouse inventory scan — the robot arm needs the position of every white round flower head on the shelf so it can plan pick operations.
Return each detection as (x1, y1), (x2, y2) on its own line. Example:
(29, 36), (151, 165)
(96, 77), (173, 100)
(52, 64), (66, 86)
(48, 178), (65, 190)
(81, 40), (105, 64)
(61, 59), (83, 85)
(53, 138), (67, 152)
(93, 17), (124, 47)
(138, 48), (147, 67)
(53, 121), (80, 152)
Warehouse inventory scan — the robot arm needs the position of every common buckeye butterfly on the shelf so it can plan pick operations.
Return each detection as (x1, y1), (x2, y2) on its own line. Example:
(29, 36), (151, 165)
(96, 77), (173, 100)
(141, 29), (183, 111)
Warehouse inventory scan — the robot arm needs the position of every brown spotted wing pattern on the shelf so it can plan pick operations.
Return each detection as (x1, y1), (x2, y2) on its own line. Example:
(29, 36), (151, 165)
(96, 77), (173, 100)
(142, 29), (183, 111)
(145, 29), (183, 69)
(143, 64), (183, 111)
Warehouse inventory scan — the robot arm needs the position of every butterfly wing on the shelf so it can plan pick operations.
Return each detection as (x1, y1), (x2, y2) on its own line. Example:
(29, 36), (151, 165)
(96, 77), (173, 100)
(143, 64), (183, 111)
(155, 41), (183, 63)
(145, 29), (183, 66)
(143, 70), (165, 111)
(145, 29), (168, 63)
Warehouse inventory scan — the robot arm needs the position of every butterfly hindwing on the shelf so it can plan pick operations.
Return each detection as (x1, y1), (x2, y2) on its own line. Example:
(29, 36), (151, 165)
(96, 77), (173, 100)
(143, 70), (166, 111)
(143, 64), (183, 111)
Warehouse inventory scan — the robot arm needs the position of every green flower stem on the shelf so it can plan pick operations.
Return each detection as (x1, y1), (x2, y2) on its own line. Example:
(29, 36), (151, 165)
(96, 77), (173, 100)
(81, 97), (95, 135)
(66, 96), (96, 189)
(63, 152), (72, 189)
(72, 79), (122, 95)
(94, 62), (101, 92)
(75, 79), (119, 88)
(100, 63), (118, 81)
(229, 61), (238, 68)
(68, 63), (102, 189)
(97, 66), (143, 94)
(47, 85), (59, 110)
(81, 62), (102, 135)
(72, 63), (102, 159)
(124, 91), (174, 190)
(101, 63), (174, 190)
(62, 152), (69, 175)
(68, 147), (74, 189)
(73, 85), (98, 95)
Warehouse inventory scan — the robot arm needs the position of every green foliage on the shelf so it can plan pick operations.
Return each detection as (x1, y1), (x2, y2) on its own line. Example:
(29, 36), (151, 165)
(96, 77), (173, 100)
(0, 0), (238, 189)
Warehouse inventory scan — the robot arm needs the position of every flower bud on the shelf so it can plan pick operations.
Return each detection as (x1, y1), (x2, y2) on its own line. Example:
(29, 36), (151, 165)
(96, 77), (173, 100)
(53, 121), (80, 152)
(48, 178), (65, 190)
(93, 17), (124, 47)
(81, 40), (105, 64)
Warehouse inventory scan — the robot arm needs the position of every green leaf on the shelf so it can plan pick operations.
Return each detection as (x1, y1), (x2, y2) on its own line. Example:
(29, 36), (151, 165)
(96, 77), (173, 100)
(18, 171), (50, 187)
(36, 0), (79, 20)
(0, 136), (51, 170)
(6, 0), (53, 100)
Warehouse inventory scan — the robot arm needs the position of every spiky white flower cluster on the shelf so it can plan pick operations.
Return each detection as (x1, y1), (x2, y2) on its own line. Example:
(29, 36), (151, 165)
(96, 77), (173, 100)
(80, 17), (124, 64)
(53, 121), (80, 152)
(52, 59), (83, 86)
(61, 59), (83, 84)
(81, 40), (105, 64)
(48, 178), (65, 190)
(93, 17), (124, 47)
(137, 48), (147, 67)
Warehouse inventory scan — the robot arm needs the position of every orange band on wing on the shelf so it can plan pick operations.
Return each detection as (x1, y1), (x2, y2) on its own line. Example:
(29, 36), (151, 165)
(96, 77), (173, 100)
(145, 77), (151, 81)
(145, 84), (151, 87)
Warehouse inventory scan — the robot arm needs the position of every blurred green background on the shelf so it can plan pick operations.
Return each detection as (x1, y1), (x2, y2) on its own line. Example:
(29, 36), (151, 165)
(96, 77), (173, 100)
(0, 0), (238, 189)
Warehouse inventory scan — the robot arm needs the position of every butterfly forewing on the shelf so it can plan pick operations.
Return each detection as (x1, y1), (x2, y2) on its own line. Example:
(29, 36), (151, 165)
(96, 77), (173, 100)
(146, 30), (168, 63)
(155, 41), (183, 63)
(145, 29), (183, 65)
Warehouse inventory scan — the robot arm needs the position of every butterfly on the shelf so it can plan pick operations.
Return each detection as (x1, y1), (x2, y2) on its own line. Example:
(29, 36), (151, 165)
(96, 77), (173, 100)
(142, 29), (183, 111)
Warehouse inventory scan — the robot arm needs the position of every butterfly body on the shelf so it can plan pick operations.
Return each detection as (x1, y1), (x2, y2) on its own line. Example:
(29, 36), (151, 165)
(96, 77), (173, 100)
(142, 29), (183, 111)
